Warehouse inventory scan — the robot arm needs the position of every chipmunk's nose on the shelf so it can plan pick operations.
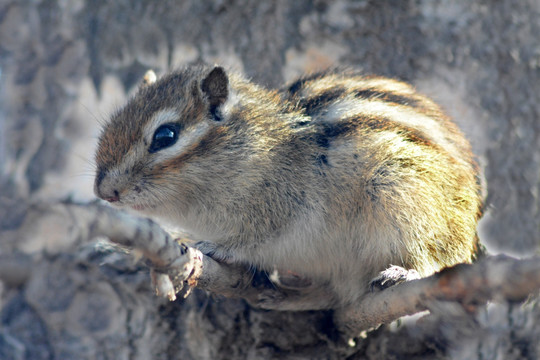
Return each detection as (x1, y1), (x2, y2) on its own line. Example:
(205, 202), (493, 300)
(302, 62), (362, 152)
(95, 169), (122, 203)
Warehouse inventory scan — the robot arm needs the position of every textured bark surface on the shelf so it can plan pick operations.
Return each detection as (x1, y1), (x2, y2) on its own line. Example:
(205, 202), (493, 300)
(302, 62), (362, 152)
(1, 1), (539, 359)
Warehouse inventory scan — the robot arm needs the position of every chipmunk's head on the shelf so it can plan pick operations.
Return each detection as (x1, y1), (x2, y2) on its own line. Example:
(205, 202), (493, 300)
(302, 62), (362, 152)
(94, 65), (240, 221)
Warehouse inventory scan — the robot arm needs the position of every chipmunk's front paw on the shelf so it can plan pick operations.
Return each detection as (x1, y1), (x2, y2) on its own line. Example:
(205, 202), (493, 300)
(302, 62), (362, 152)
(150, 243), (202, 301)
(369, 265), (420, 291)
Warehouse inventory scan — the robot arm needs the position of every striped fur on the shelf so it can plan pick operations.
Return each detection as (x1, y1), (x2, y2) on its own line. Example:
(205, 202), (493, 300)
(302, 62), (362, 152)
(94, 65), (483, 308)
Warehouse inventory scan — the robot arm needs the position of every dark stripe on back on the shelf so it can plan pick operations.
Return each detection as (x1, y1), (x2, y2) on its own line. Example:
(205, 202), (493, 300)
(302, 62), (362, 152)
(313, 121), (355, 149)
(354, 89), (421, 108)
(302, 114), (447, 170)
(298, 87), (347, 116)
(304, 121), (357, 168)
(307, 115), (436, 153)
(285, 71), (333, 95)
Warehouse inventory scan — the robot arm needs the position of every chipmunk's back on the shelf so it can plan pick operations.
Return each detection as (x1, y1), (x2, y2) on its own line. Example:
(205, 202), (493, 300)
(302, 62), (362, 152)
(265, 70), (484, 300)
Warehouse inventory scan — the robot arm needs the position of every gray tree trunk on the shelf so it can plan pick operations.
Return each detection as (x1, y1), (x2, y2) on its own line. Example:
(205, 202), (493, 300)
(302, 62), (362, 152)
(0, 1), (539, 359)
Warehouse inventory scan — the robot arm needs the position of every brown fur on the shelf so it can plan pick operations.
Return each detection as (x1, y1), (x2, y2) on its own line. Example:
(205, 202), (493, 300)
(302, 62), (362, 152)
(94, 65), (483, 308)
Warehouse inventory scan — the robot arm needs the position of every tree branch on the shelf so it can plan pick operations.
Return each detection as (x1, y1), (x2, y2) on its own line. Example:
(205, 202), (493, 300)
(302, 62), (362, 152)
(20, 202), (540, 334)
(335, 255), (540, 334)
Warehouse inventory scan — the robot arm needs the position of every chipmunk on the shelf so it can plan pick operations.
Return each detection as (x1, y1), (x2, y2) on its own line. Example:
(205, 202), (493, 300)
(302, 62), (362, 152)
(94, 64), (483, 310)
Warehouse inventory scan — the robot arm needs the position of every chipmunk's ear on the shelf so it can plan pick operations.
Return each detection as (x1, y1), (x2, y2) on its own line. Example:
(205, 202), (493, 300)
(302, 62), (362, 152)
(140, 69), (157, 87)
(201, 66), (229, 121)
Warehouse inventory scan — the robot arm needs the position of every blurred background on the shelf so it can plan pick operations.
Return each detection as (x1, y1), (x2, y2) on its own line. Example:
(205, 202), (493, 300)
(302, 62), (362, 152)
(0, 1), (539, 359)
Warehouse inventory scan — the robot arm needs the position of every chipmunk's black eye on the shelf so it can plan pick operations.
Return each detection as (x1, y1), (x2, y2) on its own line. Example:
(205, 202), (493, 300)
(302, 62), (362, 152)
(149, 123), (181, 153)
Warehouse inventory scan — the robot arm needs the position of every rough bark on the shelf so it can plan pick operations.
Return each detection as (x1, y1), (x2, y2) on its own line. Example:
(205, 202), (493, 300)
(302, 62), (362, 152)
(1, 1), (539, 359)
